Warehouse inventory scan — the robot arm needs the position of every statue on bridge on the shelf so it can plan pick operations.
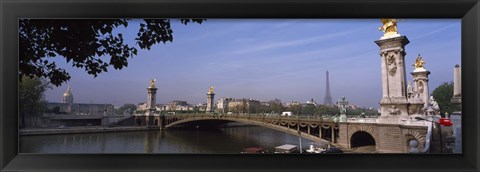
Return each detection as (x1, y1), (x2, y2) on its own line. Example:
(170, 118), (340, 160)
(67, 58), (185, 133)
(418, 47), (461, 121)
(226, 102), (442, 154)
(208, 86), (214, 94)
(379, 19), (401, 38)
(407, 81), (414, 99)
(413, 54), (426, 70)
(150, 79), (156, 88)
(337, 96), (349, 122)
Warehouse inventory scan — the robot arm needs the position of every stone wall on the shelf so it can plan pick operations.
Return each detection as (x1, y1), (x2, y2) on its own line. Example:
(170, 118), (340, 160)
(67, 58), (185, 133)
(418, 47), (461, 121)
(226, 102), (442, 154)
(337, 123), (428, 153)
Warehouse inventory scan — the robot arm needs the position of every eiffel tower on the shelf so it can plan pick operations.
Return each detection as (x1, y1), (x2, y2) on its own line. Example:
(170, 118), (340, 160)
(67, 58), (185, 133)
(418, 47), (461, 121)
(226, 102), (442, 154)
(323, 70), (333, 106)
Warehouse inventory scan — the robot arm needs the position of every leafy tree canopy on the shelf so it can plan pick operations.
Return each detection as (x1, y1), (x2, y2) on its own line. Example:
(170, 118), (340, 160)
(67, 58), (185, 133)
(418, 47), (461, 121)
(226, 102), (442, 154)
(20, 19), (205, 86)
(431, 82), (458, 116)
(19, 76), (51, 127)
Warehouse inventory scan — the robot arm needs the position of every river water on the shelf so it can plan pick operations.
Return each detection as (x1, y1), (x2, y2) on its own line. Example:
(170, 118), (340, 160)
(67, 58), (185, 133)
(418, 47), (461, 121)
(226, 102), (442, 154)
(20, 125), (317, 153)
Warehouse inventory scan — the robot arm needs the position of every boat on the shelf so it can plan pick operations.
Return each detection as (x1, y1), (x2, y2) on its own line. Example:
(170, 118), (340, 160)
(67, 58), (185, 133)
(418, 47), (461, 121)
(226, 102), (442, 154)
(306, 142), (327, 153)
(274, 144), (298, 153)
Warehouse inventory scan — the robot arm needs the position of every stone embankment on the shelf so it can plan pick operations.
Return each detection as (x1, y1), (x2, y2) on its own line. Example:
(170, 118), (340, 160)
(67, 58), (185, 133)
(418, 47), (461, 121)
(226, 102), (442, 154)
(20, 126), (156, 136)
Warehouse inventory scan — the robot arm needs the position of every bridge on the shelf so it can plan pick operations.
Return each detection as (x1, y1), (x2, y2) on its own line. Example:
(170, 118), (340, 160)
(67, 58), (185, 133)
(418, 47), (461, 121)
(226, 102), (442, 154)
(130, 113), (428, 153)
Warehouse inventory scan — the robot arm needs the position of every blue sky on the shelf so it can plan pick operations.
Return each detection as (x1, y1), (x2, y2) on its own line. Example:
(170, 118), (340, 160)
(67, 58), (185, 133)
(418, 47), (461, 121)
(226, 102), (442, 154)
(44, 19), (461, 108)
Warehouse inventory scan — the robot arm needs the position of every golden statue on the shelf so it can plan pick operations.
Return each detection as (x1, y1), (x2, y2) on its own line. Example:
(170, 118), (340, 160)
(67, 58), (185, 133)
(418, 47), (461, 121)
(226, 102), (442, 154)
(413, 54), (426, 69)
(379, 19), (400, 37)
(208, 86), (214, 94)
(150, 79), (156, 87)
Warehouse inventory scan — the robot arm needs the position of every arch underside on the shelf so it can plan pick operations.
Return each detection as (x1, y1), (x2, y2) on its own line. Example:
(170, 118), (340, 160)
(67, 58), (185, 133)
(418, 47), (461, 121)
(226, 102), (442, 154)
(165, 117), (329, 143)
(350, 131), (376, 148)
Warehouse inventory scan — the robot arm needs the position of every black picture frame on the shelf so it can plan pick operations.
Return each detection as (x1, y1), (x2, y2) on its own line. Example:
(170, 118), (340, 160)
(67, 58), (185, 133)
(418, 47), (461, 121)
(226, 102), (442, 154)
(1, 0), (479, 171)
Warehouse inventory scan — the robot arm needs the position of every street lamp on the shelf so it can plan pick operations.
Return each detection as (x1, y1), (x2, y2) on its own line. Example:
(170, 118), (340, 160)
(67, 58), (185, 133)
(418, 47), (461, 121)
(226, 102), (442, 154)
(415, 117), (451, 153)
(298, 130), (303, 153)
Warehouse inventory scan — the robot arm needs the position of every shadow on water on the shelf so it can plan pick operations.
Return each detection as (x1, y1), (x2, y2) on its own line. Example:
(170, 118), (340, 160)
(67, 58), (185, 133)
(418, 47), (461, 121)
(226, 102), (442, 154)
(20, 123), (315, 153)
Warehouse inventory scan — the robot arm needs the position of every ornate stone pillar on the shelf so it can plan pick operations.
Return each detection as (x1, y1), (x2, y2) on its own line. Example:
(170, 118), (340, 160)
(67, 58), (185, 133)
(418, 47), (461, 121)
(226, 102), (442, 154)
(375, 35), (411, 122)
(410, 56), (431, 107)
(146, 80), (158, 127)
(147, 82), (158, 111)
(206, 86), (215, 113)
(451, 64), (462, 105)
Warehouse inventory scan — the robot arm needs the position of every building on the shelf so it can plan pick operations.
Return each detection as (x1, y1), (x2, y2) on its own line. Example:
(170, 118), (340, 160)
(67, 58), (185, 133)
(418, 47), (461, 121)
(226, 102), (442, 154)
(216, 97), (233, 113)
(227, 98), (260, 113)
(164, 100), (194, 111)
(195, 103), (207, 112)
(45, 86), (114, 115)
(305, 98), (318, 107)
(137, 103), (148, 111)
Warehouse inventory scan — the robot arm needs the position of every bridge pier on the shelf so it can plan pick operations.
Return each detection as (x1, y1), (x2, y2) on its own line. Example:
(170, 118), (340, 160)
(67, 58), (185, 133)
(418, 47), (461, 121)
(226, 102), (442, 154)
(132, 115), (165, 129)
(336, 122), (427, 153)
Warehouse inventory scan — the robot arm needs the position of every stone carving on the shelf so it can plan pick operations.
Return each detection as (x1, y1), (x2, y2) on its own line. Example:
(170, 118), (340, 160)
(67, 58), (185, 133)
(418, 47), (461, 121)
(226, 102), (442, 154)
(387, 55), (397, 76)
(380, 43), (402, 49)
(414, 91), (421, 101)
(387, 55), (396, 64)
(429, 96), (440, 111)
(389, 105), (401, 115)
(389, 67), (397, 76)
(408, 140), (421, 153)
(407, 81), (414, 99)
(423, 96), (440, 116)
(417, 82), (424, 93)
(403, 130), (427, 152)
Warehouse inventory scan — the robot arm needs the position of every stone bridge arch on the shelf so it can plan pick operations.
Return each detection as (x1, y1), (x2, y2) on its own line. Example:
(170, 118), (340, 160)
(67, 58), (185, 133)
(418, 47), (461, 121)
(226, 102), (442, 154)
(347, 124), (379, 149)
(164, 116), (328, 143)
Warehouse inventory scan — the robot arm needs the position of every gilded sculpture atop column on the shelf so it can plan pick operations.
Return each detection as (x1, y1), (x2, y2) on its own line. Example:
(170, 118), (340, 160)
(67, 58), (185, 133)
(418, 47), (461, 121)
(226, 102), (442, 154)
(413, 54), (426, 69)
(379, 19), (401, 38)
(150, 79), (156, 87)
(208, 86), (214, 94)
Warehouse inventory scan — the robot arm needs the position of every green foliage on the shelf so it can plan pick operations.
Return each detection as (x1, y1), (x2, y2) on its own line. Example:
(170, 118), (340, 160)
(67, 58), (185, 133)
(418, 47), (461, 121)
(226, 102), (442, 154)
(288, 104), (302, 115)
(346, 107), (379, 117)
(19, 76), (51, 128)
(431, 82), (458, 116)
(267, 99), (284, 113)
(302, 104), (316, 115)
(19, 19), (205, 86)
(316, 105), (338, 116)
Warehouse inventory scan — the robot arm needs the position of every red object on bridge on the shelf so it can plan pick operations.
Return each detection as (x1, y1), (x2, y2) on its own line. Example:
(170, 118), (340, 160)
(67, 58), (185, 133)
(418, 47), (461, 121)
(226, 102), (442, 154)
(438, 118), (453, 126)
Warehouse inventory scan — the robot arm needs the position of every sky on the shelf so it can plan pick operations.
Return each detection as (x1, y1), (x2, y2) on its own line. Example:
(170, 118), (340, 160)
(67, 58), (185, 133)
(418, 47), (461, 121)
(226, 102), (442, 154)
(44, 19), (461, 108)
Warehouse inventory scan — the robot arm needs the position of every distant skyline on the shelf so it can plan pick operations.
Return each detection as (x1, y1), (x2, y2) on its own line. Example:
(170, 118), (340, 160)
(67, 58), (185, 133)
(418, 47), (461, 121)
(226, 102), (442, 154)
(44, 19), (461, 108)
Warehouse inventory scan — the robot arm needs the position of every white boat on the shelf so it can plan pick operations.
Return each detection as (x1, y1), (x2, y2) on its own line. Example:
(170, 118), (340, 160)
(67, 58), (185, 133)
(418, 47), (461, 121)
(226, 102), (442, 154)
(274, 144), (298, 153)
(306, 143), (327, 153)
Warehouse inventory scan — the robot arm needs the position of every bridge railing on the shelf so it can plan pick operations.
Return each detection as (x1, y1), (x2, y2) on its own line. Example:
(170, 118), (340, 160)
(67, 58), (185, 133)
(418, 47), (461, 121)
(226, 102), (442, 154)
(164, 113), (338, 123)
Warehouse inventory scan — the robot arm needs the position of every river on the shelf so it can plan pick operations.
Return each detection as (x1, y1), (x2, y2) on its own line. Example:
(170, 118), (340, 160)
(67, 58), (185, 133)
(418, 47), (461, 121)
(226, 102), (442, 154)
(20, 124), (317, 153)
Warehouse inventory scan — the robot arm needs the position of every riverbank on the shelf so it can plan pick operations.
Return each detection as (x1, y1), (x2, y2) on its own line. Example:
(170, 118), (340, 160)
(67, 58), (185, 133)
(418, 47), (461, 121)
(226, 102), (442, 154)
(19, 126), (157, 136)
